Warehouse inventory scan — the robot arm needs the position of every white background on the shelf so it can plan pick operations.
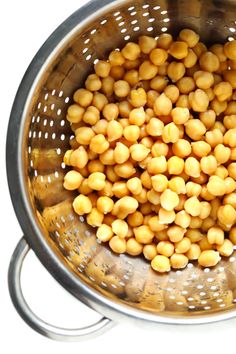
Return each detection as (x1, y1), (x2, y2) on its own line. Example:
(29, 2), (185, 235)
(1, 0), (236, 352)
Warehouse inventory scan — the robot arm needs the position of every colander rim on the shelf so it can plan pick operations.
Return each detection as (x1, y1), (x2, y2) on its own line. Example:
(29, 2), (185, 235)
(6, 0), (236, 326)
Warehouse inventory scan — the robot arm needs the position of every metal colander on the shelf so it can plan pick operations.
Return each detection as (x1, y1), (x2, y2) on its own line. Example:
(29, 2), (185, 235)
(7, 0), (236, 342)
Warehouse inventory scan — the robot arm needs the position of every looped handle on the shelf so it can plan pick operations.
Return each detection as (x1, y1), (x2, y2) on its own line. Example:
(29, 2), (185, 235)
(8, 237), (113, 341)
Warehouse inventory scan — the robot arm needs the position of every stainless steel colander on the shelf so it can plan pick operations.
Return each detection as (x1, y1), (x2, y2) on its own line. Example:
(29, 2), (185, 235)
(7, 0), (236, 342)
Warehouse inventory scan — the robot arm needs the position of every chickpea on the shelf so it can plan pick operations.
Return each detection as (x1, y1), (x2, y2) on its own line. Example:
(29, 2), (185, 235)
(185, 157), (200, 178)
(114, 80), (130, 98)
(176, 94), (191, 109)
(175, 237), (191, 254)
(183, 49), (198, 68)
(172, 139), (192, 158)
(123, 125), (140, 142)
(73, 88), (93, 107)
(73, 195), (92, 215)
(147, 156), (167, 175)
(177, 77), (195, 94)
(167, 156), (184, 175)
(134, 225), (154, 244)
(130, 88), (147, 107)
(96, 224), (114, 242)
(126, 238), (143, 256)
(186, 244), (201, 260)
(111, 219), (128, 238)
(108, 50), (125, 66)
(113, 142), (130, 164)
(147, 189), (161, 205)
(207, 175), (226, 197)
(216, 239), (234, 257)
(205, 129), (223, 147)
(199, 51), (220, 72)
(96, 196), (114, 214)
(160, 189), (179, 211)
(217, 204), (236, 226)
(189, 217), (203, 229)
(229, 227), (236, 244)
(63, 149), (73, 166)
(211, 98), (227, 115)
(199, 110), (216, 129)
(228, 162), (236, 179)
(225, 100), (236, 114)
(213, 144), (230, 164)
(151, 174), (168, 193)
(162, 122), (179, 143)
(123, 70), (139, 86)
(200, 155), (217, 176)
(167, 62), (186, 82)
(78, 179), (92, 195)
(159, 208), (176, 225)
(87, 172), (106, 191)
(109, 65), (125, 80)
(146, 118), (164, 137)
(169, 41), (188, 59)
(207, 227), (224, 246)
(184, 196), (201, 216)
(86, 207), (104, 227)
(225, 177), (236, 194)
(224, 115), (236, 129)
(151, 254), (171, 273)
(75, 127), (95, 145)
(231, 147), (236, 160)
(135, 188), (148, 204)
(199, 201), (211, 220)
(151, 141), (169, 158)
(157, 241), (174, 257)
(185, 181), (201, 197)
(127, 211), (144, 227)
(102, 103), (119, 121)
(146, 90), (159, 108)
(138, 60), (158, 80)
(121, 42), (140, 60)
(189, 89), (210, 113)
(118, 100), (132, 118)
(164, 85), (180, 103)
(87, 160), (104, 174)
(214, 81), (233, 102)
(126, 177), (142, 195)
(175, 194), (187, 212)
(194, 70), (214, 89)
(224, 128), (236, 147)
(156, 33), (173, 49)
(148, 215), (166, 232)
(138, 35), (156, 54)
(114, 161), (136, 178)
(185, 119), (206, 141)
(89, 134), (109, 154)
(99, 149), (114, 166)
(171, 107), (190, 125)
(198, 235), (213, 250)
(179, 29), (200, 47)
(109, 236), (126, 254)
(67, 104), (85, 123)
(175, 210), (191, 228)
(153, 93), (172, 116)
(191, 141), (211, 158)
(112, 181), (129, 198)
(224, 40), (236, 60)
(168, 177), (186, 194)
(185, 229), (203, 243)
(85, 74), (102, 92)
(63, 170), (83, 190)
(143, 244), (157, 260)
(129, 144), (150, 162)
(140, 170), (152, 189)
(129, 107), (145, 126)
(106, 166), (119, 182)
(70, 147), (88, 169)
(170, 253), (188, 269)
(198, 250), (221, 267)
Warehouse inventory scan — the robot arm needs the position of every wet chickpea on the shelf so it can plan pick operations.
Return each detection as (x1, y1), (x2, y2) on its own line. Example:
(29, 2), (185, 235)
(172, 139), (191, 158)
(185, 157), (201, 178)
(160, 189), (179, 211)
(200, 155), (217, 175)
(199, 110), (216, 129)
(159, 208), (176, 224)
(109, 236), (126, 254)
(205, 129), (223, 148)
(167, 62), (186, 82)
(143, 244), (157, 260)
(183, 48), (198, 68)
(184, 196), (201, 216)
(198, 250), (221, 267)
(170, 253), (188, 269)
(207, 175), (226, 196)
(168, 177), (186, 194)
(214, 144), (231, 164)
(217, 204), (236, 226)
(151, 255), (170, 273)
(185, 119), (206, 140)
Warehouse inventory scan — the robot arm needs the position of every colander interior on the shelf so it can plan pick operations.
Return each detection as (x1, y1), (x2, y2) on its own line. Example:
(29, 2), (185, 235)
(24, 0), (236, 319)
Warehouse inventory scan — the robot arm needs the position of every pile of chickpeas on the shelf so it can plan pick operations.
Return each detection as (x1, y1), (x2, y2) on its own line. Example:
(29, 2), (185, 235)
(63, 28), (236, 273)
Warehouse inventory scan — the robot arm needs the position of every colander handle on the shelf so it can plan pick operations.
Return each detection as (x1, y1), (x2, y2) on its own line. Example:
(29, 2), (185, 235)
(8, 237), (114, 341)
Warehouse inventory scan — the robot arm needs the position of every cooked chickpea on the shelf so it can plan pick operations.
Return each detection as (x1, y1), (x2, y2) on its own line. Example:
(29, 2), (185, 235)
(89, 134), (109, 154)
(123, 125), (140, 142)
(167, 156), (184, 175)
(109, 236), (126, 253)
(179, 29), (200, 47)
(151, 175), (168, 193)
(73, 88), (93, 107)
(159, 208), (176, 224)
(113, 80), (130, 98)
(170, 253), (188, 269)
(114, 161), (136, 178)
(113, 142), (130, 164)
(156, 241), (174, 257)
(199, 201), (211, 220)
(134, 225), (154, 244)
(164, 85), (180, 103)
(183, 48), (198, 68)
(111, 219), (128, 238)
(147, 189), (161, 205)
(140, 170), (152, 189)
(146, 118), (164, 137)
(106, 166), (119, 182)
(207, 226), (224, 245)
(87, 172), (106, 191)
(162, 122), (179, 143)
(186, 244), (201, 260)
(186, 181), (201, 197)
(207, 175), (226, 196)
(102, 103), (119, 121)
(189, 89), (210, 113)
(229, 227), (236, 244)
(224, 193), (236, 208)
(214, 81), (233, 102)
(86, 208), (104, 227)
(224, 177), (236, 194)
(176, 94), (190, 109)
(194, 70), (214, 89)
(153, 93), (172, 116)
(175, 210), (191, 228)
(191, 141), (211, 158)
(143, 244), (157, 260)
(130, 88), (147, 107)
(199, 110), (216, 129)
(200, 155), (217, 175)
(189, 217), (203, 229)
(96, 196), (114, 214)
(205, 129), (223, 148)
(121, 42), (140, 60)
(160, 189), (179, 211)
(175, 237), (191, 254)
(171, 107), (190, 125)
(148, 215), (166, 232)
(129, 144), (150, 162)
(199, 51), (220, 72)
(96, 224), (114, 242)
(167, 62), (186, 82)
(184, 196), (201, 216)
(126, 238), (143, 256)
(169, 41), (188, 59)
(70, 147), (88, 169)
(217, 204), (236, 226)
(228, 162), (236, 179)
(198, 250), (221, 267)
(139, 60), (158, 80)
(73, 195), (92, 215)
(185, 119), (207, 141)
(67, 104), (85, 123)
(168, 176), (186, 194)
(147, 156), (167, 175)
(224, 40), (236, 60)
(126, 177), (142, 195)
(85, 74), (102, 92)
(151, 255), (170, 273)
(112, 181), (129, 198)
(185, 157), (201, 178)
(216, 239), (234, 257)
(63, 170), (83, 190)
(172, 139), (192, 158)
(127, 211), (144, 227)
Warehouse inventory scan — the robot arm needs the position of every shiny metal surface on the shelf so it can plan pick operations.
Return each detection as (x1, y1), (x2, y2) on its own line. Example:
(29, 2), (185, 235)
(6, 0), (236, 338)
(8, 237), (113, 341)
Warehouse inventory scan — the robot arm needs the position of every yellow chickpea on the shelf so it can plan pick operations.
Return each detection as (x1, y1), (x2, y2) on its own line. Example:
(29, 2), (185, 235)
(224, 115), (236, 129)
(111, 219), (128, 238)
(224, 177), (236, 194)
(146, 118), (164, 137)
(112, 181), (129, 198)
(70, 147), (89, 169)
(216, 239), (234, 257)
(160, 189), (179, 211)
(109, 65), (125, 80)
(121, 42), (141, 60)
(129, 144), (150, 162)
(185, 157), (201, 178)
(177, 77), (195, 94)
(191, 141), (211, 157)
(151, 175), (168, 193)
(96, 224), (114, 242)
(63, 170), (83, 190)
(186, 244), (201, 260)
(175, 210), (191, 228)
(199, 51), (220, 72)
(207, 175), (226, 196)
(134, 225), (154, 244)
(151, 141), (169, 158)
(205, 129), (223, 148)
(127, 211), (144, 227)
(106, 166), (119, 183)
(139, 60), (158, 80)
(159, 208), (176, 225)
(217, 204), (236, 226)
(157, 241), (175, 257)
(114, 80), (130, 98)
(67, 104), (85, 123)
(108, 50), (125, 66)
(185, 181), (201, 197)
(162, 122), (179, 143)
(213, 144), (230, 164)
(168, 177), (186, 194)
(96, 196), (114, 214)
(214, 81), (233, 102)
(179, 29), (200, 47)
(109, 236), (126, 253)
(138, 35), (156, 54)
(167, 62), (186, 82)
(198, 235), (213, 251)
(169, 41), (188, 59)
(147, 156), (167, 174)
(224, 128), (236, 148)
(126, 238), (143, 256)
(183, 49), (198, 68)
(164, 85), (180, 103)
(170, 253), (188, 269)
(171, 107), (190, 125)
(123, 125), (140, 142)
(113, 142), (130, 164)
(140, 170), (152, 189)
(185, 119), (206, 140)
(73, 195), (92, 215)
(149, 47), (168, 65)
(228, 162), (236, 179)
(143, 244), (157, 260)
(85, 74), (102, 92)
(73, 88), (93, 107)
(148, 215), (166, 232)
(89, 134), (109, 154)
(199, 110), (216, 129)
(86, 207), (104, 227)
(207, 227), (224, 245)
(130, 88), (147, 107)
(147, 189), (161, 205)
(126, 177), (142, 195)
(151, 255), (170, 273)
(229, 227), (236, 244)
(167, 156), (185, 175)
(224, 40), (236, 60)
(200, 155), (217, 175)
(184, 196), (201, 216)
(223, 193), (236, 209)
(198, 250), (221, 267)
(87, 172), (106, 191)
(175, 237), (191, 254)
(153, 93), (172, 116)
(172, 139), (192, 158)
(199, 201), (211, 220)
(114, 161), (136, 178)
(194, 70), (214, 89)
(176, 94), (191, 109)
(102, 103), (119, 121)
